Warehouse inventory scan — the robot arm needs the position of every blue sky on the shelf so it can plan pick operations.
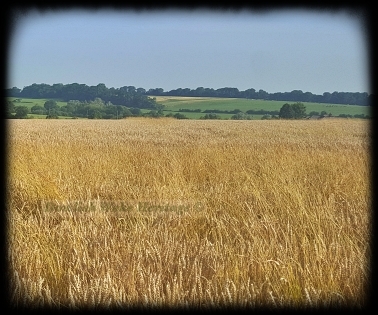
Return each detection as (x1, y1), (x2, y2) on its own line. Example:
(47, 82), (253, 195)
(8, 9), (369, 94)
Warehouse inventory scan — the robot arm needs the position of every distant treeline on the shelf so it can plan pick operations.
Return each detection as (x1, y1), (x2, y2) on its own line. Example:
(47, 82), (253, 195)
(6, 98), (164, 119)
(145, 87), (371, 106)
(6, 83), (371, 106)
(6, 83), (157, 109)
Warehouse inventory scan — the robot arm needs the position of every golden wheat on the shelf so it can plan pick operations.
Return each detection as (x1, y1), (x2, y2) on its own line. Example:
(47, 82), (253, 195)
(7, 118), (370, 308)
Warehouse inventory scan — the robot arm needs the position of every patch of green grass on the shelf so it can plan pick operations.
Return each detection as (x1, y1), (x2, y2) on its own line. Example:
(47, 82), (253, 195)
(8, 97), (67, 110)
(153, 96), (370, 117)
(303, 103), (371, 116)
(8, 96), (370, 119)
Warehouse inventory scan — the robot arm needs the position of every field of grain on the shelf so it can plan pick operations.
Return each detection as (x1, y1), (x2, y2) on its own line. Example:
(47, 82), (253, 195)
(7, 118), (371, 309)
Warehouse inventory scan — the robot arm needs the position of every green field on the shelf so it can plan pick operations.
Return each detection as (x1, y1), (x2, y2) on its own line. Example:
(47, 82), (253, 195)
(9, 98), (68, 109)
(8, 96), (371, 120)
(8, 98), (68, 119)
(153, 96), (370, 118)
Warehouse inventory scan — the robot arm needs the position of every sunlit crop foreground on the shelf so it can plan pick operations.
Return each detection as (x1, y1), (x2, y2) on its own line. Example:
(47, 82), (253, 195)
(7, 118), (371, 309)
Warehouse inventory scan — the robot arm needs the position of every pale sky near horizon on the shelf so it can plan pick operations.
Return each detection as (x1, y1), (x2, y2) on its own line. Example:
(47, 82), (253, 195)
(8, 8), (369, 95)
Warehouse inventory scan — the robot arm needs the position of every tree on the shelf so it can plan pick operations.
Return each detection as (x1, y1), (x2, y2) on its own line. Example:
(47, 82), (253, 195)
(46, 110), (59, 119)
(201, 113), (221, 120)
(215, 87), (240, 98)
(91, 98), (105, 106)
(130, 108), (142, 116)
(231, 112), (252, 120)
(279, 103), (295, 119)
(243, 88), (257, 99)
(31, 105), (47, 115)
(6, 87), (21, 97)
(6, 100), (15, 117)
(303, 92), (314, 102)
(173, 113), (189, 119)
(309, 111), (320, 116)
(52, 83), (64, 99)
(257, 89), (269, 100)
(14, 106), (29, 119)
(194, 87), (205, 97)
(322, 92), (332, 103)
(88, 109), (102, 119)
(44, 100), (59, 111)
(146, 110), (163, 118)
(121, 108), (133, 118)
(289, 90), (304, 102)
(291, 102), (306, 119)
(136, 88), (146, 95)
(146, 88), (164, 96)
(152, 101), (165, 112)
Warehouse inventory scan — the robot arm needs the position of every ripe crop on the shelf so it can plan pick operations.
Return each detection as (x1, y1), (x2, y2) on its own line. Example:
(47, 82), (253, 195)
(7, 118), (370, 308)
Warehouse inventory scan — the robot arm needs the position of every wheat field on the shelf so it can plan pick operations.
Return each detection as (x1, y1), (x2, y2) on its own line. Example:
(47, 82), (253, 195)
(7, 118), (371, 309)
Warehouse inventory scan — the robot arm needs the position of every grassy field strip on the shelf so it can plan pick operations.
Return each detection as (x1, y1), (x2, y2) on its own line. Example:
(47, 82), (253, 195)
(152, 96), (370, 116)
(9, 98), (68, 108)
(8, 119), (370, 308)
(8, 96), (370, 118)
(152, 96), (238, 102)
